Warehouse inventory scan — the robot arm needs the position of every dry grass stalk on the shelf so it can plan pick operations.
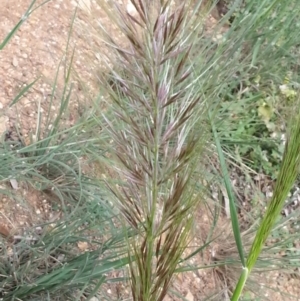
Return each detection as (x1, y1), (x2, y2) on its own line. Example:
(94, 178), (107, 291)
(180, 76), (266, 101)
(96, 0), (210, 300)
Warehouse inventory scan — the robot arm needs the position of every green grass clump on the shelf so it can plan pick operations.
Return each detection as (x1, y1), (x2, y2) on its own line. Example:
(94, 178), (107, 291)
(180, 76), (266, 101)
(0, 2), (130, 300)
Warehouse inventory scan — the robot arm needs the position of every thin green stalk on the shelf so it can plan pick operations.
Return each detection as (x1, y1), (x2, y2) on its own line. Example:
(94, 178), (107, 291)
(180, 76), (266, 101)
(232, 107), (300, 300)
(0, 0), (47, 50)
(210, 109), (246, 268)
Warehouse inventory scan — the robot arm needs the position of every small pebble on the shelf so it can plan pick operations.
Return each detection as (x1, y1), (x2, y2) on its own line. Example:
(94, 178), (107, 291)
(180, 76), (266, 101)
(12, 57), (18, 67)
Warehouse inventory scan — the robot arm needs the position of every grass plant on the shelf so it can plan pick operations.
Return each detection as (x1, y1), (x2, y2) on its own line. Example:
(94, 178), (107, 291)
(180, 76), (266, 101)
(1, 0), (300, 300)
(0, 2), (130, 300)
(93, 2), (211, 300)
